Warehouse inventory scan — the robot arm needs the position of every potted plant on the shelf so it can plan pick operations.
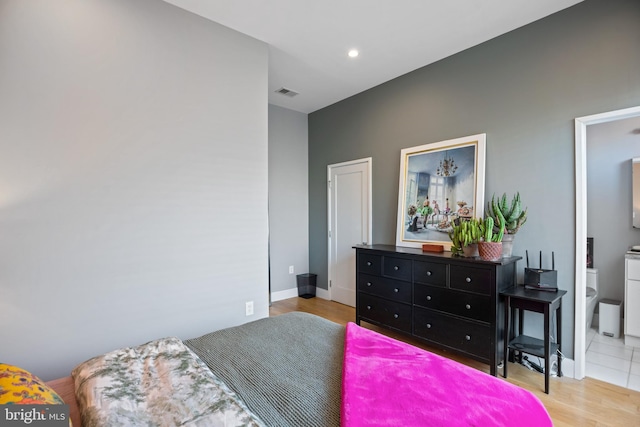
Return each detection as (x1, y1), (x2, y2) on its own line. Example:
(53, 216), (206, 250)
(478, 211), (506, 261)
(449, 218), (481, 257)
(486, 192), (527, 257)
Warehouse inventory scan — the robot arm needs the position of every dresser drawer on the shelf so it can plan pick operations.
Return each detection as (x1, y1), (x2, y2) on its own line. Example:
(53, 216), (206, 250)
(414, 261), (447, 287)
(358, 273), (412, 303)
(383, 256), (412, 281)
(413, 308), (491, 360)
(450, 265), (492, 295)
(413, 284), (491, 323)
(358, 293), (412, 333)
(358, 253), (382, 275)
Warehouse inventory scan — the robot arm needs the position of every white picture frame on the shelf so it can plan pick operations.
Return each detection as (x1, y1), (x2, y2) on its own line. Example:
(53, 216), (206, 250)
(395, 133), (486, 250)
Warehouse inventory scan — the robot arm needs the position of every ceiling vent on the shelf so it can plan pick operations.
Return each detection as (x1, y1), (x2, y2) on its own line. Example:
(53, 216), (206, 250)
(275, 87), (299, 97)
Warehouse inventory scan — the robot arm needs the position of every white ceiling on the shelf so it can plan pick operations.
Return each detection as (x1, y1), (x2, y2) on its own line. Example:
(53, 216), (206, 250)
(163, 0), (583, 114)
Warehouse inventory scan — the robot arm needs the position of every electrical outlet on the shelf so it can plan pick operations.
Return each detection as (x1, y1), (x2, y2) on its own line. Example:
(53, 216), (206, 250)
(245, 301), (254, 316)
(289, 265), (294, 274)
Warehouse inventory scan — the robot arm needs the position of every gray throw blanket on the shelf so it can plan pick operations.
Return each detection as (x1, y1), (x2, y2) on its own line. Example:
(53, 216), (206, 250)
(185, 312), (344, 427)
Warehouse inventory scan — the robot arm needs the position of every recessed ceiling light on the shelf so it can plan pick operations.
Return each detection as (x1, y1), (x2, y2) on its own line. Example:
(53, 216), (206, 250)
(348, 49), (359, 58)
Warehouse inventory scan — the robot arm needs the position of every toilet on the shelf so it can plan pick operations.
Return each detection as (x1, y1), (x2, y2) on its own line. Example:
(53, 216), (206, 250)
(586, 268), (599, 330)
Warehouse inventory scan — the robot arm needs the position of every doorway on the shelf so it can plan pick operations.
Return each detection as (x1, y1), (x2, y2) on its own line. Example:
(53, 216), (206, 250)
(574, 105), (640, 380)
(327, 158), (372, 307)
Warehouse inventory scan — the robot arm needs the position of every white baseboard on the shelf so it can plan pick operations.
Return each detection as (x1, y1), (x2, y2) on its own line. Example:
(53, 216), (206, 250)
(561, 357), (575, 379)
(270, 288), (298, 302)
(271, 287), (330, 302)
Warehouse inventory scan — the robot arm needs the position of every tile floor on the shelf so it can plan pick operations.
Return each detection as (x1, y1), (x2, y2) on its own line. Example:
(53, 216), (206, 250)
(586, 326), (640, 391)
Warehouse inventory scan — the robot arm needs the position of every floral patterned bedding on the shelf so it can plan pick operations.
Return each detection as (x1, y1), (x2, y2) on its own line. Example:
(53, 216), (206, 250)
(71, 337), (265, 427)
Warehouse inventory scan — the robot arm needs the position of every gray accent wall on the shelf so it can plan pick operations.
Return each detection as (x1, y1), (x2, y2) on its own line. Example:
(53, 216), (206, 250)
(268, 105), (309, 294)
(0, 0), (268, 380)
(309, 0), (640, 358)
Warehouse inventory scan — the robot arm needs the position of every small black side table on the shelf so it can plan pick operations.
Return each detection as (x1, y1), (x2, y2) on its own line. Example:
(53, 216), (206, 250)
(501, 285), (567, 394)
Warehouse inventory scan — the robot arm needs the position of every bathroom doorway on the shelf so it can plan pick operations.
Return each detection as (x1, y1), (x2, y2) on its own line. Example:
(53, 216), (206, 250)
(574, 106), (640, 381)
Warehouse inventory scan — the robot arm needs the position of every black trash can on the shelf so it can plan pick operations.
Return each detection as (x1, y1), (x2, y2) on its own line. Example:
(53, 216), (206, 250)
(296, 273), (317, 299)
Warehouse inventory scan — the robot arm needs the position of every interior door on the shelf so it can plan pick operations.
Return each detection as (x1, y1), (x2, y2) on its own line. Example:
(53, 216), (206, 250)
(328, 159), (371, 307)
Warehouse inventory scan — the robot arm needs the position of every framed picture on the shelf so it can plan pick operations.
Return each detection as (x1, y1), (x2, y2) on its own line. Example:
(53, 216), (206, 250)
(395, 133), (486, 249)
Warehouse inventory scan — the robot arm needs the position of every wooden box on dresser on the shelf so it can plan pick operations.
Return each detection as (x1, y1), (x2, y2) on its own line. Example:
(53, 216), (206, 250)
(354, 244), (521, 376)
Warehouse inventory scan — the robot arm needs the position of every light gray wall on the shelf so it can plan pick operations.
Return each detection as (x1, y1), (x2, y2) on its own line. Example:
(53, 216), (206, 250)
(587, 117), (640, 304)
(268, 105), (309, 295)
(308, 0), (640, 358)
(0, 0), (269, 380)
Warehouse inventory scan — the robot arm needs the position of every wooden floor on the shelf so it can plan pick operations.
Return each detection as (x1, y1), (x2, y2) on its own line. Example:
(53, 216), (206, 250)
(271, 296), (640, 427)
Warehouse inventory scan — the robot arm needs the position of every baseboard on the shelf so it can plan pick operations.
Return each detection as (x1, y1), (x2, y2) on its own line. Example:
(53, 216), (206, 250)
(270, 288), (298, 302)
(560, 357), (575, 379)
(271, 287), (330, 302)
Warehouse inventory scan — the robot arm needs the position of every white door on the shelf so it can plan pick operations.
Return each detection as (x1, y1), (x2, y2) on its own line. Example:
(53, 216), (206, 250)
(328, 158), (372, 307)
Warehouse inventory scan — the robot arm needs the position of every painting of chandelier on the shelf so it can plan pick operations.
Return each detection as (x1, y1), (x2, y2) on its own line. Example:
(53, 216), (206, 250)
(436, 151), (458, 177)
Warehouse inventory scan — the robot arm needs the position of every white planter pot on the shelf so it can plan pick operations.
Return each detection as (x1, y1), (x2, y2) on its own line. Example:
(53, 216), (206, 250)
(502, 233), (515, 258)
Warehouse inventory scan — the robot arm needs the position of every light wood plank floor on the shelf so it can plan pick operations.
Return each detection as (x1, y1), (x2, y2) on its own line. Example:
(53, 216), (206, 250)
(270, 297), (640, 427)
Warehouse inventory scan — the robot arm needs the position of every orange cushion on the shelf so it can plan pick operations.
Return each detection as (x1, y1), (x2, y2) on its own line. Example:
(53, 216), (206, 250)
(0, 363), (71, 426)
(0, 363), (66, 405)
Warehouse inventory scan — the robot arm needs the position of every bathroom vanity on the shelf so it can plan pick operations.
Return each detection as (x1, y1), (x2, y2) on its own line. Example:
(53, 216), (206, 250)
(625, 251), (640, 346)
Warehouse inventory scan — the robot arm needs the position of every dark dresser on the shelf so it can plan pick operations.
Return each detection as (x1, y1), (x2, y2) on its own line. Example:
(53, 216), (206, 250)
(354, 244), (521, 376)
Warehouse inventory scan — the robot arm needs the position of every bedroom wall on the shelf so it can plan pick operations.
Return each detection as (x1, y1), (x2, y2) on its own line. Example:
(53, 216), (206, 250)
(308, 0), (640, 359)
(0, 0), (269, 380)
(268, 105), (309, 298)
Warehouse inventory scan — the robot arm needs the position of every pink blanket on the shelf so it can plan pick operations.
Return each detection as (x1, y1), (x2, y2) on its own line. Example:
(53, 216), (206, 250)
(341, 323), (552, 427)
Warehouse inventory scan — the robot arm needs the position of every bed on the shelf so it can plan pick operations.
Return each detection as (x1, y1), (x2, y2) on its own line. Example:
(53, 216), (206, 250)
(48, 312), (551, 426)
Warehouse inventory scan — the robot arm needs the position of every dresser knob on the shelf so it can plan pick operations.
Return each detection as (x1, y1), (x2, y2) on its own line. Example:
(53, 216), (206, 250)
(393, 314), (399, 319)
(394, 288), (399, 293)
(465, 277), (472, 283)
(465, 304), (471, 310)
(367, 282), (372, 287)
(366, 305), (371, 310)
(465, 335), (471, 341)
(426, 295), (432, 301)
(367, 261), (372, 266)
(426, 271), (432, 276)
(426, 323), (432, 329)
(394, 266), (399, 271)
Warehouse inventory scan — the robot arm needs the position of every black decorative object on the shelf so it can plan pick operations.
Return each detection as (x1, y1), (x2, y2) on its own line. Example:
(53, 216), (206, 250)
(587, 237), (594, 268)
(524, 250), (558, 291)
